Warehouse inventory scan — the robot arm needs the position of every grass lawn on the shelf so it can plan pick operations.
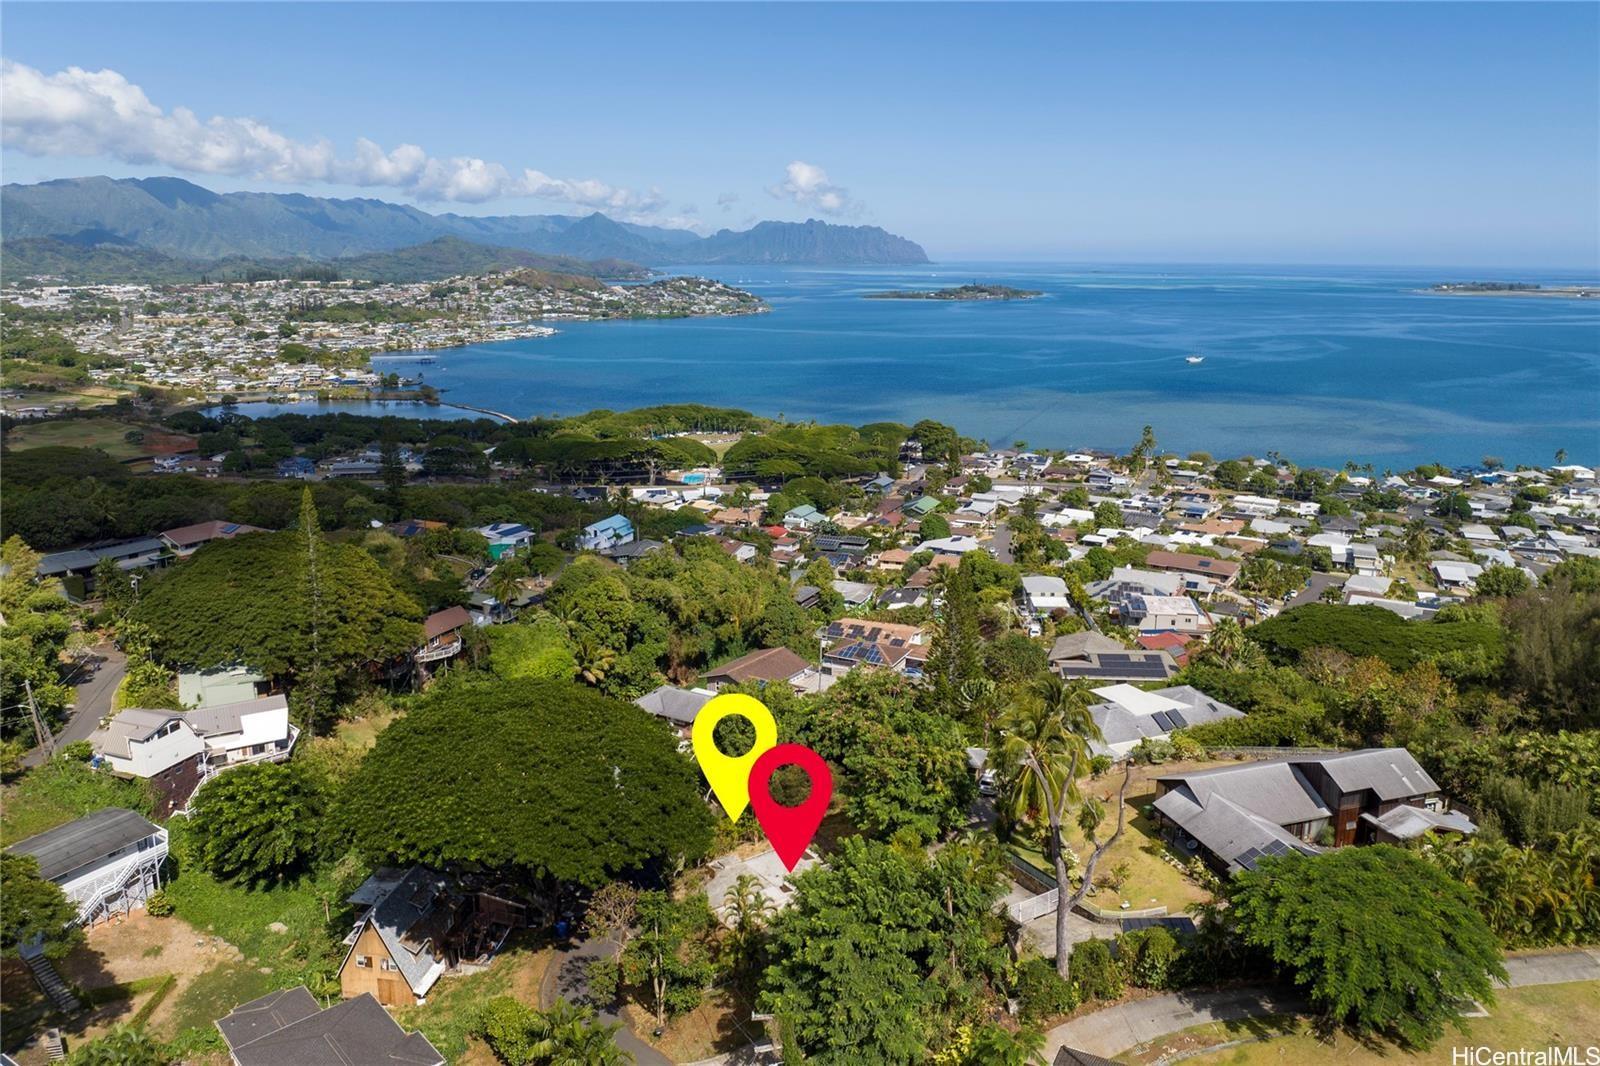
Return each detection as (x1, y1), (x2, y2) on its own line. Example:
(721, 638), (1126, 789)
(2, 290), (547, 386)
(392, 933), (555, 1063)
(333, 707), (400, 750)
(1010, 785), (1214, 914)
(0, 760), (153, 847)
(1119, 982), (1600, 1066)
(3, 417), (152, 459)
(163, 963), (277, 1037)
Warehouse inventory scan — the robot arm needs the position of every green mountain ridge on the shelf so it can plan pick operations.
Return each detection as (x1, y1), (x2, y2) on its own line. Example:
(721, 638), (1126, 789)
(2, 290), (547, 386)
(0, 235), (647, 285)
(1, 176), (930, 266)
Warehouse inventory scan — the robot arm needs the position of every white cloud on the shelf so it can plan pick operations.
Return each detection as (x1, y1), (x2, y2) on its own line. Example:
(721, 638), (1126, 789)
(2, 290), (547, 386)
(766, 160), (859, 217)
(0, 59), (664, 213)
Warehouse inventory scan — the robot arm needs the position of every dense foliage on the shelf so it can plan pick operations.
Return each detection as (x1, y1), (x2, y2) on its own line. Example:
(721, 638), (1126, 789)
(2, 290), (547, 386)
(1231, 846), (1505, 1048)
(0, 852), (82, 959)
(339, 677), (713, 888)
(792, 671), (974, 843)
(759, 837), (1009, 1064)
(131, 496), (422, 712)
(187, 762), (323, 885)
(1246, 603), (1503, 674)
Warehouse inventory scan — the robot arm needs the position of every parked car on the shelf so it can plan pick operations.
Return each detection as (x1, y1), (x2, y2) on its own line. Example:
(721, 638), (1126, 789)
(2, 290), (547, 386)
(978, 769), (999, 797)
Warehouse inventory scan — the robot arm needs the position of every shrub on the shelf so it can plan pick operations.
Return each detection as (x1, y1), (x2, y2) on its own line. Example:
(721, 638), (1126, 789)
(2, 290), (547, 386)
(1069, 938), (1122, 1000)
(58, 740), (94, 762)
(1014, 956), (1079, 1023)
(143, 890), (174, 917)
(1120, 926), (1178, 989)
(1088, 754), (1113, 778)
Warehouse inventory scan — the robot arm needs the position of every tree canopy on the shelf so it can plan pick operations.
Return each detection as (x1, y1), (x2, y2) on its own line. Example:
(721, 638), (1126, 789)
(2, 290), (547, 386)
(1, 852), (81, 959)
(1230, 846), (1505, 1048)
(132, 496), (422, 690)
(759, 837), (1009, 1064)
(339, 677), (713, 887)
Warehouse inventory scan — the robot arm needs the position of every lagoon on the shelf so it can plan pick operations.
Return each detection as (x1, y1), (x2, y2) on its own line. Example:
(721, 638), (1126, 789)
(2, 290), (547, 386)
(236, 263), (1600, 469)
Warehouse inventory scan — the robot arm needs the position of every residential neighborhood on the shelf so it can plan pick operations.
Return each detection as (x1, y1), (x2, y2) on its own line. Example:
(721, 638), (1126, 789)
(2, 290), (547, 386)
(2, 402), (1597, 1066)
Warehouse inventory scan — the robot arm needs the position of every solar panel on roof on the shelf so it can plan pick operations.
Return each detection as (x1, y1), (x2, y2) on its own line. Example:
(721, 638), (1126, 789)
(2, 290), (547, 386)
(222, 523), (239, 534)
(1167, 709), (1189, 729)
(1151, 711), (1175, 731)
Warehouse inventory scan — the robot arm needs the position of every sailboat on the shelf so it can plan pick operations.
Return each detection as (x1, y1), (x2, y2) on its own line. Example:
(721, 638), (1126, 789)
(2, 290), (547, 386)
(1185, 354), (1205, 364)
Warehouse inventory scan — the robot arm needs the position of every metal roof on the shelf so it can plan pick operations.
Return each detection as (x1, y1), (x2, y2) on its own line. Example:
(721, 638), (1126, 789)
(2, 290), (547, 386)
(6, 808), (161, 882)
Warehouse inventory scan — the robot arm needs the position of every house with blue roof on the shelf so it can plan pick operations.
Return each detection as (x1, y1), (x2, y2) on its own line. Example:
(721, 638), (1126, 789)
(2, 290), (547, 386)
(475, 522), (536, 560)
(578, 514), (635, 553)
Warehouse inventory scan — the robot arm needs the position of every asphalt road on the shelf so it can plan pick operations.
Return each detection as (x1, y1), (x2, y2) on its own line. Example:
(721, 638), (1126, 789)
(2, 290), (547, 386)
(1045, 947), (1600, 1059)
(21, 643), (125, 768)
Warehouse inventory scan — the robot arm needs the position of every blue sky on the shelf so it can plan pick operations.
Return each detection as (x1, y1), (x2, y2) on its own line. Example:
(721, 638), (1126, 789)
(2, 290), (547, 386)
(3, 2), (1597, 267)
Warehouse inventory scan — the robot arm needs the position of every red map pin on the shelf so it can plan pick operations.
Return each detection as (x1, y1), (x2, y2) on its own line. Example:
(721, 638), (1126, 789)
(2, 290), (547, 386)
(747, 743), (832, 872)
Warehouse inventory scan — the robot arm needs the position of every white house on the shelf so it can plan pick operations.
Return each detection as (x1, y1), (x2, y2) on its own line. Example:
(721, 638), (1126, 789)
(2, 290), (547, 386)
(1087, 684), (1245, 759)
(578, 514), (635, 552)
(1431, 560), (1484, 590)
(91, 695), (299, 816)
(1021, 575), (1073, 616)
(1121, 594), (1211, 634)
(1232, 495), (1282, 517)
(6, 808), (168, 926)
(475, 522), (536, 560)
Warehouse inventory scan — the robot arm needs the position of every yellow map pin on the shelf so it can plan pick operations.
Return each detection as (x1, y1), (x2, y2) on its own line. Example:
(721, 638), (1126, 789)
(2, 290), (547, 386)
(691, 693), (778, 821)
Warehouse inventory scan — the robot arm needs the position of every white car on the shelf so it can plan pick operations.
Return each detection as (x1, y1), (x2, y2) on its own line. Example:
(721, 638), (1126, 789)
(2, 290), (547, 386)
(978, 770), (999, 797)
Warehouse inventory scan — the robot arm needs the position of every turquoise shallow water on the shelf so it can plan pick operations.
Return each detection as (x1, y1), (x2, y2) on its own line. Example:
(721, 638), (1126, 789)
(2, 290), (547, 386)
(241, 263), (1600, 469)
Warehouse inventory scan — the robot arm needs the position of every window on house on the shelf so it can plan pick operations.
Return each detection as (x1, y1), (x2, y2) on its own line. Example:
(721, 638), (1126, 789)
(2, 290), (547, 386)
(355, 956), (371, 968)
(380, 958), (395, 972)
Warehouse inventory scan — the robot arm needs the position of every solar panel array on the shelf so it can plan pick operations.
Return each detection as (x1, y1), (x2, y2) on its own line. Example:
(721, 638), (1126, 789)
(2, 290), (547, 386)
(1234, 839), (1295, 871)
(825, 622), (909, 648)
(1063, 652), (1174, 680)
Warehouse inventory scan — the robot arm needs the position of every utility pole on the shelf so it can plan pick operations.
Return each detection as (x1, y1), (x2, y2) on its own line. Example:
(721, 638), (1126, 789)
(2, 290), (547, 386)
(24, 679), (54, 760)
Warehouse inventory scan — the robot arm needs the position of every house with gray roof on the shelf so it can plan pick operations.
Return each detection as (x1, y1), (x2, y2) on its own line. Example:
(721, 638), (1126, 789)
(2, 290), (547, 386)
(1048, 631), (1180, 683)
(89, 695), (298, 817)
(5, 808), (167, 926)
(1087, 683), (1245, 759)
(1153, 747), (1474, 875)
(337, 866), (524, 1007)
(635, 685), (715, 740)
(217, 986), (443, 1066)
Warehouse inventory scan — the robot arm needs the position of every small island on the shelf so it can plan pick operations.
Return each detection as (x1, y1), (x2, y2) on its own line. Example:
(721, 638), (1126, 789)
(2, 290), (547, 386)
(863, 283), (1042, 301)
(1428, 281), (1597, 299)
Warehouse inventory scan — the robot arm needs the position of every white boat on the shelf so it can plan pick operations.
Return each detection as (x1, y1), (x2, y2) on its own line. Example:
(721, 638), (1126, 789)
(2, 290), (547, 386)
(1185, 355), (1205, 364)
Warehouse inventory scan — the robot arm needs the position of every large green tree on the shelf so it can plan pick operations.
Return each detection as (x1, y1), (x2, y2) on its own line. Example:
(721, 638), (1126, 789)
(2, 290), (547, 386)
(187, 762), (323, 885)
(1, 852), (82, 959)
(795, 670), (973, 843)
(132, 491), (422, 713)
(1230, 846), (1505, 1048)
(339, 677), (713, 896)
(759, 837), (1008, 1064)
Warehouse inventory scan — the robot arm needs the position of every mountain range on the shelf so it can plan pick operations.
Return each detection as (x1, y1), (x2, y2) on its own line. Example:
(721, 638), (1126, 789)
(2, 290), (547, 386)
(1, 176), (930, 267)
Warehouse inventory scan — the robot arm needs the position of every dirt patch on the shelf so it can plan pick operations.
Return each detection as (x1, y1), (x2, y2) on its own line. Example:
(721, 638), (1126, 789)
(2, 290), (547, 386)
(141, 430), (199, 455)
(3, 912), (252, 1061)
(625, 987), (758, 1062)
(59, 911), (242, 992)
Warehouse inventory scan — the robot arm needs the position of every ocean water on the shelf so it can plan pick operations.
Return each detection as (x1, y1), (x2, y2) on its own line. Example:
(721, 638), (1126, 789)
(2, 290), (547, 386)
(245, 264), (1600, 469)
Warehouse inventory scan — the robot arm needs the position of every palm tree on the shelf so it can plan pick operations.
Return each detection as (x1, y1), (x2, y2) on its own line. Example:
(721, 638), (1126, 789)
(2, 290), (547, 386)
(1401, 518), (1433, 563)
(1200, 617), (1265, 672)
(998, 674), (1132, 978)
(574, 634), (617, 687)
(722, 873), (775, 988)
(527, 999), (627, 1065)
(969, 1023), (1047, 1065)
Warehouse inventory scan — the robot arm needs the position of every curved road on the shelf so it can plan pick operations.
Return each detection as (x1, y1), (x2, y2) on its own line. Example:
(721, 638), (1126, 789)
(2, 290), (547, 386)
(21, 643), (124, 769)
(1044, 947), (1600, 1060)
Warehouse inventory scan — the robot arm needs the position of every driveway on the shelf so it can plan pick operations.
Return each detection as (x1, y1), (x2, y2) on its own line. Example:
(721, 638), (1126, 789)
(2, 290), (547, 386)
(1502, 947), (1600, 987)
(21, 643), (124, 768)
(539, 935), (671, 1066)
(1045, 986), (1310, 1059)
(1045, 947), (1600, 1059)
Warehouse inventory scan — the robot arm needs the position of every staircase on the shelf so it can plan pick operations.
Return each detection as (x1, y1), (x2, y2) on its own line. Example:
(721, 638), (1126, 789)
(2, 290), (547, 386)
(20, 946), (82, 1015)
(42, 1028), (67, 1062)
